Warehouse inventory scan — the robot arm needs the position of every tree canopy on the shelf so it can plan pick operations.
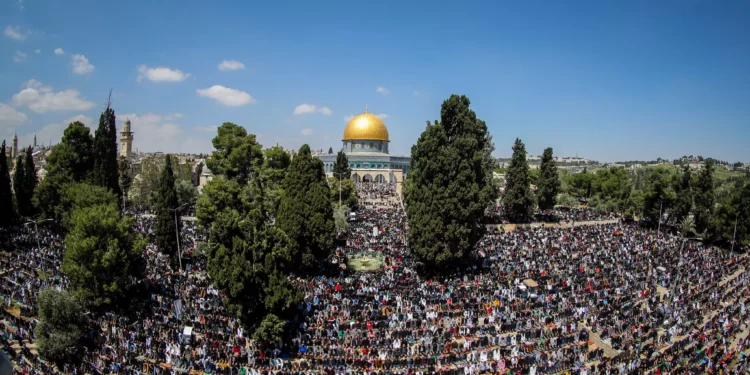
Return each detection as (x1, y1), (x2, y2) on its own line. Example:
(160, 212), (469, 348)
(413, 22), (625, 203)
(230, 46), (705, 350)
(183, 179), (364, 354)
(62, 203), (145, 307)
(206, 122), (263, 184)
(693, 159), (715, 234)
(536, 147), (560, 210)
(91, 101), (121, 199)
(276, 144), (335, 273)
(404, 95), (497, 272)
(0, 140), (13, 228)
(128, 155), (193, 209)
(502, 139), (534, 223)
(333, 150), (351, 179)
(155, 154), (180, 260)
(13, 148), (37, 218)
(35, 288), (89, 365)
(33, 121), (94, 220)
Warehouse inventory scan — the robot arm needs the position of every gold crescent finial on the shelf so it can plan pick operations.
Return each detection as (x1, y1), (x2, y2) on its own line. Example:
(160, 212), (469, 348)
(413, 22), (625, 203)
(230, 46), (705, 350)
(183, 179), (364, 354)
(365, 104), (368, 113)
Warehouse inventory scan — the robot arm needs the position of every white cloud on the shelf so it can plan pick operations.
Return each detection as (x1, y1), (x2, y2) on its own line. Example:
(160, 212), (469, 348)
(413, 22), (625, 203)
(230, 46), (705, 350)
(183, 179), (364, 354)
(300, 128), (313, 136)
(344, 115), (355, 122)
(12, 81), (95, 113)
(137, 65), (190, 83)
(412, 90), (422, 96)
(22, 79), (53, 93)
(218, 60), (245, 71)
(5, 25), (27, 41)
(196, 85), (255, 106)
(13, 51), (27, 63)
(195, 125), (217, 132)
(376, 86), (390, 95)
(293, 104), (332, 116)
(72, 54), (94, 74)
(54, 48), (64, 55)
(0, 103), (28, 137)
(17, 114), (92, 149)
(34, 49), (40, 54)
(318, 106), (332, 115)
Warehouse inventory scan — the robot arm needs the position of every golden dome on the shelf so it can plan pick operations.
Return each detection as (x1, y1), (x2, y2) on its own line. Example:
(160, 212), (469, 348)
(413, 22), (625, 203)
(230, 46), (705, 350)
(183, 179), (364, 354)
(343, 110), (389, 141)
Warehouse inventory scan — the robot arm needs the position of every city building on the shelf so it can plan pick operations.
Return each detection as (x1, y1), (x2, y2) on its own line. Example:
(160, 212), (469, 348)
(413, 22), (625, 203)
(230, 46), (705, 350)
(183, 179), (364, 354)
(120, 120), (134, 162)
(316, 107), (410, 192)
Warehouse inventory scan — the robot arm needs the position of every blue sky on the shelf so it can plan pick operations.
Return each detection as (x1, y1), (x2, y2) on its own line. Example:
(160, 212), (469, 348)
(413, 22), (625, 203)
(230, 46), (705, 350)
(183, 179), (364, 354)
(1, 0), (749, 162)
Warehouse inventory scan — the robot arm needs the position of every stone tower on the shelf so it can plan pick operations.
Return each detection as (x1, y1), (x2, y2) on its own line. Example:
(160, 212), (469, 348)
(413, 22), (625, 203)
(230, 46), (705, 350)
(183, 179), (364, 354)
(120, 120), (134, 161)
(12, 133), (18, 159)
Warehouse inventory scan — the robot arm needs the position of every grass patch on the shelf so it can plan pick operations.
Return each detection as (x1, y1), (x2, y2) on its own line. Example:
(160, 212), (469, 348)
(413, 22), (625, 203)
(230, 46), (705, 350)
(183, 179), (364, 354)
(348, 256), (384, 272)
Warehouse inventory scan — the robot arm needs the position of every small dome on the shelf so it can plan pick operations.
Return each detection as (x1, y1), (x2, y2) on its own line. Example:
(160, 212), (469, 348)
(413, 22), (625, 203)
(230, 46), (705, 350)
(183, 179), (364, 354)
(343, 111), (389, 142)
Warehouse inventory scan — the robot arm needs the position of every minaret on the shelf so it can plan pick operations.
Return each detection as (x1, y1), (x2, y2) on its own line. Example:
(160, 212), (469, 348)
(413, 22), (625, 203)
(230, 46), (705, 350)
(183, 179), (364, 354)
(12, 133), (18, 159)
(120, 120), (134, 162)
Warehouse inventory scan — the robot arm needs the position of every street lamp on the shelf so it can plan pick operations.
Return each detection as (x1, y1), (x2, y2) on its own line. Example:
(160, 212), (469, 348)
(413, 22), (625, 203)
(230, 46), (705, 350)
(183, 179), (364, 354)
(332, 172), (347, 209)
(171, 202), (193, 271)
(731, 212), (739, 253)
(24, 218), (53, 287)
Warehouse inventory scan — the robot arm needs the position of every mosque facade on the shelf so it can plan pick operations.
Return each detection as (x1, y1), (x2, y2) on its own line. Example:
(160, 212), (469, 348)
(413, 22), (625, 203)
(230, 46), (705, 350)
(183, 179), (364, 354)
(316, 108), (410, 189)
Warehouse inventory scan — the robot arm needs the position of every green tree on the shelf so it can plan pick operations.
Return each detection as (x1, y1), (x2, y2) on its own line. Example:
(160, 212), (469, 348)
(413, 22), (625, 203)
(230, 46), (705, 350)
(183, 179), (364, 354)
(404, 95), (498, 272)
(710, 183), (750, 248)
(536, 147), (560, 210)
(0, 141), (14, 227)
(206, 122), (263, 184)
(329, 176), (357, 209)
(333, 204), (350, 236)
(60, 183), (118, 227)
(502, 139), (534, 222)
(671, 165), (693, 226)
(556, 193), (578, 208)
(62, 204), (145, 307)
(590, 167), (630, 212)
(129, 155), (193, 209)
(198, 177), (301, 327)
(118, 156), (132, 203)
(333, 150), (351, 179)
(566, 169), (594, 201)
(328, 147), (333, 155)
(253, 313), (286, 347)
(642, 167), (677, 227)
(155, 155), (180, 258)
(13, 153), (30, 217)
(693, 160), (715, 234)
(276, 144), (335, 273)
(35, 288), (88, 365)
(175, 179), (198, 208)
(33, 122), (94, 220)
(91, 100), (121, 199)
(261, 145), (291, 213)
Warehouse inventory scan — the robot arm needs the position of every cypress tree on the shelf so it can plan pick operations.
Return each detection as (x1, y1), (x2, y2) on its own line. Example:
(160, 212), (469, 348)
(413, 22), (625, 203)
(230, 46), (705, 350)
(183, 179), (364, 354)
(693, 159), (715, 234)
(404, 95), (498, 272)
(502, 138), (534, 223)
(276, 144), (335, 273)
(23, 147), (37, 215)
(13, 153), (29, 217)
(536, 147), (560, 210)
(333, 150), (351, 179)
(328, 147), (333, 155)
(92, 99), (121, 199)
(672, 165), (693, 226)
(155, 155), (180, 260)
(0, 141), (14, 227)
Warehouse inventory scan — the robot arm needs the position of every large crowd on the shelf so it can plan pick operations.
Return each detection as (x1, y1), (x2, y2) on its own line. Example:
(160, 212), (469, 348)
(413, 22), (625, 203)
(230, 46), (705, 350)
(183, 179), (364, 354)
(1, 182), (749, 375)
